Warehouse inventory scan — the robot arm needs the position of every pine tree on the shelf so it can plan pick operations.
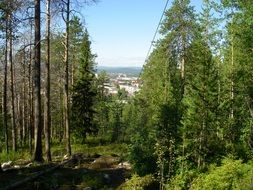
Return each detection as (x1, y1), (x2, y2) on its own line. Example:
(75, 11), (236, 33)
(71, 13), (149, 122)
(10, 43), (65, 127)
(33, 0), (43, 162)
(160, 0), (198, 175)
(69, 16), (84, 86)
(161, 0), (197, 89)
(63, 0), (71, 156)
(44, 0), (52, 162)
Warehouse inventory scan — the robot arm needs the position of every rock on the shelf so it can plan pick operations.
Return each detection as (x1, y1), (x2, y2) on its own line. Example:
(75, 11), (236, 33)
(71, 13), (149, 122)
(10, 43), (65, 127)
(25, 163), (33, 168)
(83, 187), (91, 190)
(118, 161), (131, 169)
(103, 174), (110, 180)
(13, 165), (21, 169)
(63, 154), (69, 160)
(2, 161), (13, 171)
(89, 156), (119, 169)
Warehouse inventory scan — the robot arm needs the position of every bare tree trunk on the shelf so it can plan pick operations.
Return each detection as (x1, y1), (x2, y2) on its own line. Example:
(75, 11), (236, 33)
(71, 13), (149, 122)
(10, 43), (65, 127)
(230, 38), (234, 120)
(28, 54), (33, 153)
(60, 84), (64, 142)
(3, 20), (9, 154)
(180, 34), (186, 97)
(229, 10), (235, 122)
(181, 56), (185, 81)
(44, 0), (52, 162)
(8, 13), (17, 152)
(33, 0), (43, 162)
(63, 0), (71, 156)
(71, 53), (76, 87)
(17, 95), (21, 145)
(28, 23), (33, 154)
(22, 52), (27, 145)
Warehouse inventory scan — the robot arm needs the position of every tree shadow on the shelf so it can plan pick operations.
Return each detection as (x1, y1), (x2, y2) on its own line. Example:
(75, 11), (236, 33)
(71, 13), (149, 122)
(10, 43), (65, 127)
(1, 164), (130, 190)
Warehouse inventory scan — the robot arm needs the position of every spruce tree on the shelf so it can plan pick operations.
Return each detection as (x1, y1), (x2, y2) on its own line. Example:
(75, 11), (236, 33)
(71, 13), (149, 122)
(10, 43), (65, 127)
(71, 30), (97, 143)
(182, 37), (219, 169)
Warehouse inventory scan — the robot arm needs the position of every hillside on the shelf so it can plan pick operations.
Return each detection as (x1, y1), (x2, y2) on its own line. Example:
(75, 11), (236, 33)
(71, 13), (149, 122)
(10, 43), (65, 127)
(96, 66), (142, 77)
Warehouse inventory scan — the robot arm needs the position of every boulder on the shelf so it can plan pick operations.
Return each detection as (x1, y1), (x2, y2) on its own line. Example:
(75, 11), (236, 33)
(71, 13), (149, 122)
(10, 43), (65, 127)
(1, 161), (13, 171)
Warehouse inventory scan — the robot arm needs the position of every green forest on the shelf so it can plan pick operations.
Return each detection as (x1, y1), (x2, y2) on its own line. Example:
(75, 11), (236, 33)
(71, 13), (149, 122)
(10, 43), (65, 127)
(0, 0), (253, 189)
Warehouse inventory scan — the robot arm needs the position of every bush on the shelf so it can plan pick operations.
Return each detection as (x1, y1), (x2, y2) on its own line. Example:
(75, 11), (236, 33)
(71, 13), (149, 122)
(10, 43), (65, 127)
(189, 158), (253, 190)
(0, 150), (31, 163)
(119, 174), (158, 190)
(165, 169), (199, 190)
(80, 173), (105, 189)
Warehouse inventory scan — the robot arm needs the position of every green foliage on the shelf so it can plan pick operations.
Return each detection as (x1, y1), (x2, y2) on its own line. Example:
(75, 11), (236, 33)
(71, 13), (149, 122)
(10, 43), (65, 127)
(219, 1), (253, 158)
(75, 143), (128, 158)
(182, 37), (221, 168)
(127, 0), (199, 179)
(120, 174), (158, 190)
(165, 169), (199, 190)
(190, 158), (253, 190)
(128, 128), (157, 176)
(80, 173), (106, 189)
(127, 98), (157, 176)
(71, 30), (97, 142)
(0, 150), (31, 163)
(1, 1), (252, 189)
(50, 141), (128, 161)
(109, 100), (123, 143)
(124, 0), (253, 187)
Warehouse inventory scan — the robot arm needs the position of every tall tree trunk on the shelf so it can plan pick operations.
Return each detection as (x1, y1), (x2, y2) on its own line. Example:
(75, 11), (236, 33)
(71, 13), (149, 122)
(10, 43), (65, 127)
(60, 85), (64, 142)
(22, 52), (27, 146)
(3, 20), (9, 154)
(8, 13), (17, 152)
(230, 37), (234, 120)
(229, 10), (235, 122)
(17, 95), (21, 145)
(63, 0), (71, 156)
(44, 0), (52, 162)
(28, 23), (34, 154)
(180, 34), (186, 97)
(33, 0), (43, 162)
(71, 53), (76, 87)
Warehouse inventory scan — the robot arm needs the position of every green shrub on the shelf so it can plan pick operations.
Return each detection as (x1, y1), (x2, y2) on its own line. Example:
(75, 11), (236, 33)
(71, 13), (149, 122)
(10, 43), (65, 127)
(189, 158), (253, 190)
(0, 150), (31, 163)
(128, 139), (157, 176)
(166, 169), (199, 190)
(51, 143), (128, 159)
(120, 174), (158, 190)
(80, 173), (105, 189)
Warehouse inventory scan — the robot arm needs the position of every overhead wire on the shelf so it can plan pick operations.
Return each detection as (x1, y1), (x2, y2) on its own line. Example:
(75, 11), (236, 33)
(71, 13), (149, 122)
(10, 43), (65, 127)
(138, 0), (170, 78)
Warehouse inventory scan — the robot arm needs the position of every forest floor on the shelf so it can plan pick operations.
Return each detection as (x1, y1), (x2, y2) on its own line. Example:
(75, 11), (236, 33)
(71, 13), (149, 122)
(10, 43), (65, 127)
(0, 143), (131, 190)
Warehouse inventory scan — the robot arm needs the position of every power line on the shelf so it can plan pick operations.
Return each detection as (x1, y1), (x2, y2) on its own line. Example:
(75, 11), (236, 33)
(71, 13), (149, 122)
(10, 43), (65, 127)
(139, 0), (170, 78)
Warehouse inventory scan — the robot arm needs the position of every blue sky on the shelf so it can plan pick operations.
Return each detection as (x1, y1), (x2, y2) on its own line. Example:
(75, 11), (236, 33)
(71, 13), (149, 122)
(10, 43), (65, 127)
(82, 0), (202, 67)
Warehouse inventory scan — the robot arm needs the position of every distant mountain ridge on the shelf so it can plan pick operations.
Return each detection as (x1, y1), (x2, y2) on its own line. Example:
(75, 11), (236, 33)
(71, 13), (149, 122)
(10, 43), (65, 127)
(96, 66), (142, 76)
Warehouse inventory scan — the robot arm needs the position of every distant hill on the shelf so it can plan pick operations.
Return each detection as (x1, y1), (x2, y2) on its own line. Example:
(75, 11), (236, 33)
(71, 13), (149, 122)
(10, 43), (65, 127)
(96, 66), (142, 77)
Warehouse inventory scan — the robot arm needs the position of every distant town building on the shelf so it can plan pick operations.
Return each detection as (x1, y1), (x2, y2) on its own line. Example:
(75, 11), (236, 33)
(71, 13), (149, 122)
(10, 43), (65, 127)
(102, 73), (140, 97)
